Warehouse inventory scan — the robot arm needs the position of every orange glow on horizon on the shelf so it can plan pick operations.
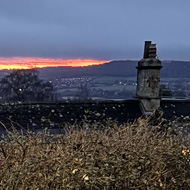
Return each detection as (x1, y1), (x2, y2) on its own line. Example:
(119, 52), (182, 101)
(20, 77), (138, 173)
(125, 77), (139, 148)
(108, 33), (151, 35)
(0, 57), (109, 70)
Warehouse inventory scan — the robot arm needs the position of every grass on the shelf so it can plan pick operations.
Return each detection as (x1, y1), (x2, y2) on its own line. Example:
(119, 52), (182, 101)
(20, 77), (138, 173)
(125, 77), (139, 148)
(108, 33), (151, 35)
(0, 113), (190, 189)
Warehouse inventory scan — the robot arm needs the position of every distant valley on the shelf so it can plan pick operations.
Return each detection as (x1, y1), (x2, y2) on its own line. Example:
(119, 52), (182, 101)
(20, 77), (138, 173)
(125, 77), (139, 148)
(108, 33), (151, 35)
(36, 60), (190, 100)
(0, 60), (190, 101)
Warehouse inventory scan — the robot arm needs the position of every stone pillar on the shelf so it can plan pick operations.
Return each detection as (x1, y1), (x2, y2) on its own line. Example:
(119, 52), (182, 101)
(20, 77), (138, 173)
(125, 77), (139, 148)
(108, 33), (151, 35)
(136, 41), (162, 114)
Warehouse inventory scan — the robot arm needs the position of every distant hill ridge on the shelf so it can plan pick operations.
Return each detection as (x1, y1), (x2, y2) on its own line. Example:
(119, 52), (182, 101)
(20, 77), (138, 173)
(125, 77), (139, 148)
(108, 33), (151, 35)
(38, 60), (190, 79)
(0, 60), (189, 79)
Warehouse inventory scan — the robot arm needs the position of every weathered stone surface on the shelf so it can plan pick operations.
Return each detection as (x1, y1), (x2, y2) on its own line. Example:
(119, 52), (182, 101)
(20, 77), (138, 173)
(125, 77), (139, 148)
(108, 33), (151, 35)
(136, 42), (162, 113)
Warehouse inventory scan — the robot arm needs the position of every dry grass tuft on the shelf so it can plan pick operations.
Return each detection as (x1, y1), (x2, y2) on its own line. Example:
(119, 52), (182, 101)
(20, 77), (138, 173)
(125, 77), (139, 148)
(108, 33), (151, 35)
(0, 115), (190, 189)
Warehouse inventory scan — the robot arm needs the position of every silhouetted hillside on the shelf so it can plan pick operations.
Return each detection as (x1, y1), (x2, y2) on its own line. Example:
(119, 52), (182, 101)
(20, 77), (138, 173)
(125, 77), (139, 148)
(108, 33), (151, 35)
(38, 60), (190, 79)
(161, 60), (190, 78)
(38, 60), (136, 79)
(0, 60), (189, 79)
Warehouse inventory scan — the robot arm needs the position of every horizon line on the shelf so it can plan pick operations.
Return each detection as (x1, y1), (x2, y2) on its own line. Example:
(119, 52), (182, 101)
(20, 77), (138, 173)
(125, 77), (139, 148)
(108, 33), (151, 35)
(0, 57), (189, 70)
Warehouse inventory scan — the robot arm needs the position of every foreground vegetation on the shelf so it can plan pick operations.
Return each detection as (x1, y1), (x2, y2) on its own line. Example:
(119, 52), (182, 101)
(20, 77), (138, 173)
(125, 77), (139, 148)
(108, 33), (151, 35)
(0, 114), (190, 189)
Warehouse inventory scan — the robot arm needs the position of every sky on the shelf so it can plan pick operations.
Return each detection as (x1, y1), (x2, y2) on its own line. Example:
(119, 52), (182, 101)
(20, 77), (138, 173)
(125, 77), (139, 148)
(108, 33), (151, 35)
(0, 0), (190, 69)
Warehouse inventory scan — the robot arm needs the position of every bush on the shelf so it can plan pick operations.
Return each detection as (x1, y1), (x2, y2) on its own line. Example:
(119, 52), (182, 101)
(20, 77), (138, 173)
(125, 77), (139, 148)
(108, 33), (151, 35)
(0, 116), (190, 189)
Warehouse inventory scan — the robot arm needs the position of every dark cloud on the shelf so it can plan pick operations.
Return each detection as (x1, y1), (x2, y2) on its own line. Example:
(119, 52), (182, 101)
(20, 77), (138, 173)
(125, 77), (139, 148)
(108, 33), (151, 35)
(0, 0), (190, 60)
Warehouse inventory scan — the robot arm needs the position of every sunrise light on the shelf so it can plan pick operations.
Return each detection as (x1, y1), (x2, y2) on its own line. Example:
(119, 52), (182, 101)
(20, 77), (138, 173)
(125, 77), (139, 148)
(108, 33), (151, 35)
(0, 57), (109, 70)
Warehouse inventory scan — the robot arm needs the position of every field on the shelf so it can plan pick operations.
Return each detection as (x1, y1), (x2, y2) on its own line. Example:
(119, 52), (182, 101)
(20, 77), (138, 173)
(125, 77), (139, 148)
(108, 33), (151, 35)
(56, 76), (190, 101)
(57, 76), (137, 100)
(0, 113), (190, 189)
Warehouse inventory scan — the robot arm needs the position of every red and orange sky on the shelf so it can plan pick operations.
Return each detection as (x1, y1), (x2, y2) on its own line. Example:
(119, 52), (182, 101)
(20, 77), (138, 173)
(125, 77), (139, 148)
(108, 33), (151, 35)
(0, 57), (109, 70)
(1, 1), (190, 62)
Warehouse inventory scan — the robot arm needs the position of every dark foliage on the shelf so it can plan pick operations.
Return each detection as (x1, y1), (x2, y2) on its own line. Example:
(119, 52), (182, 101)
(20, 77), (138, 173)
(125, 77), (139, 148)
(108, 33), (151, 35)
(0, 69), (54, 102)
